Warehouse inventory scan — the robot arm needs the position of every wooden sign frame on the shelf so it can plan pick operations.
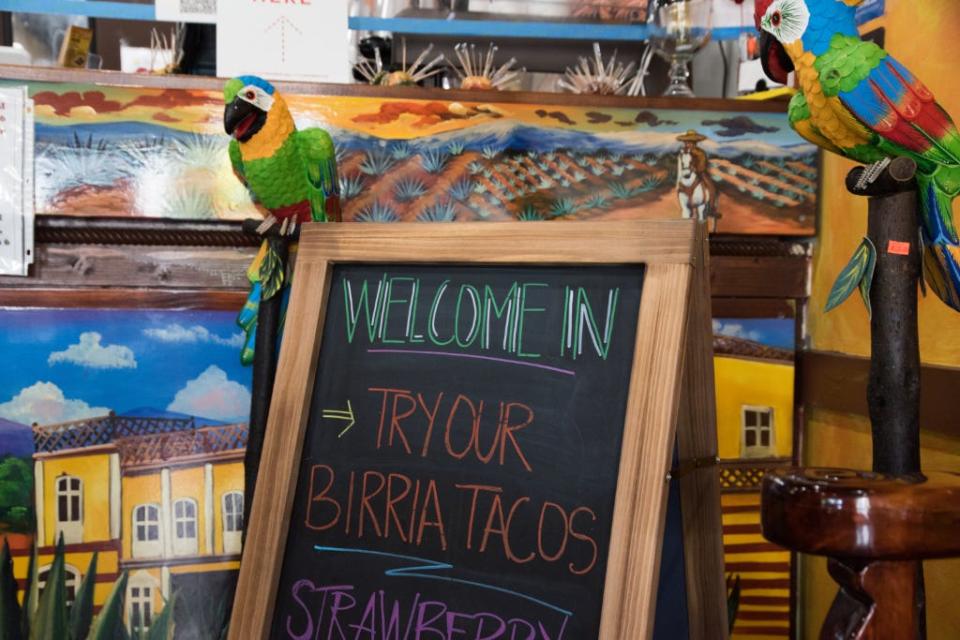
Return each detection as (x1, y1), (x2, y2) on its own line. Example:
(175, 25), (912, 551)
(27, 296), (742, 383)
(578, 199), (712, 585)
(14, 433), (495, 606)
(229, 220), (726, 640)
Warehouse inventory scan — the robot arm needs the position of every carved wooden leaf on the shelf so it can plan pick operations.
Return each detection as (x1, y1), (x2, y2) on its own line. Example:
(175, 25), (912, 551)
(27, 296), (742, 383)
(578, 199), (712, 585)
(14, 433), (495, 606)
(826, 237), (876, 315)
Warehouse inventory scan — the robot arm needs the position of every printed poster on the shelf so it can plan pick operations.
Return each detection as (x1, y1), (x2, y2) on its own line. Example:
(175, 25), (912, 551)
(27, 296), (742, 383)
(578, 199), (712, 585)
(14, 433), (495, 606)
(155, 0), (217, 24)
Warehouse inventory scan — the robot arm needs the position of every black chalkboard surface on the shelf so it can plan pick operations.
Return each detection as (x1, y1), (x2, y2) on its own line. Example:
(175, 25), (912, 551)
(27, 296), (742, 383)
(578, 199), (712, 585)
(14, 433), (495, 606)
(270, 263), (644, 639)
(230, 221), (727, 640)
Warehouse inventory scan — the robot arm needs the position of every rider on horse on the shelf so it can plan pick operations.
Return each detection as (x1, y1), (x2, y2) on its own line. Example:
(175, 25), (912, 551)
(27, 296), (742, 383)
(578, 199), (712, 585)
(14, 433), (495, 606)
(676, 130), (720, 231)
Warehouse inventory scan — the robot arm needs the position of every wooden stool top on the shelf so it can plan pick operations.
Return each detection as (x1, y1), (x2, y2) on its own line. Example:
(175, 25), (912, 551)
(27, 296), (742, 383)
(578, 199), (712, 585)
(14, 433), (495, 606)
(761, 468), (960, 561)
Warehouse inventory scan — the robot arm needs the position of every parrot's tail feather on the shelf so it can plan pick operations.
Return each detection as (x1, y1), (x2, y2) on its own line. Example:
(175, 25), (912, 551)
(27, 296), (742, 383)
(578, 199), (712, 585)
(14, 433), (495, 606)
(237, 281), (262, 366)
(247, 241), (269, 283)
(240, 325), (257, 366)
(237, 244), (293, 366)
(918, 175), (960, 311)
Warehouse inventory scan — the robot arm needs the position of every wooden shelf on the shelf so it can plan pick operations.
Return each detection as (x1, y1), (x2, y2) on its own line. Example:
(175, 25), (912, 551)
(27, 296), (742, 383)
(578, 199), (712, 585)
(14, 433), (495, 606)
(349, 15), (752, 42)
(0, 0), (154, 21)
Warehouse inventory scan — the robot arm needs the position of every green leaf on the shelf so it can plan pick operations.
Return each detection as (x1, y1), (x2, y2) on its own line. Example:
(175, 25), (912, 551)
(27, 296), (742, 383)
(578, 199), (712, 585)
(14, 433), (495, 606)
(146, 593), (175, 640)
(858, 239), (878, 318)
(0, 538), (23, 640)
(826, 237), (876, 314)
(20, 544), (37, 638)
(30, 535), (67, 640)
(259, 242), (285, 301)
(85, 572), (127, 640)
(69, 552), (98, 640)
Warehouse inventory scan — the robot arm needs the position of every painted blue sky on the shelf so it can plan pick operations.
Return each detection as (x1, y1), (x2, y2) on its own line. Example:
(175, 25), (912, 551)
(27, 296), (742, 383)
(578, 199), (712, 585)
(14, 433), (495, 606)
(0, 308), (252, 426)
(713, 318), (795, 350)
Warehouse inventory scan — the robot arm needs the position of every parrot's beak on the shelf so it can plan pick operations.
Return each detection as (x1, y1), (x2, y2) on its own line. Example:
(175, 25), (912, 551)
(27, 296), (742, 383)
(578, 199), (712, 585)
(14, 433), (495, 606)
(759, 32), (794, 86)
(224, 98), (266, 142)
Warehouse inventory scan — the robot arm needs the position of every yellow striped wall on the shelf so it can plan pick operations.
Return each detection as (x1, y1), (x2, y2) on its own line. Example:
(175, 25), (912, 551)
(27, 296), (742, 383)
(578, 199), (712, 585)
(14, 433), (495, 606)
(722, 492), (791, 639)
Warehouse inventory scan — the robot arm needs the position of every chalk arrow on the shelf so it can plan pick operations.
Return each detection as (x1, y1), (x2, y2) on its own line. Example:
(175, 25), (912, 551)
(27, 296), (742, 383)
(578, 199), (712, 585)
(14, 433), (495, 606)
(264, 16), (302, 63)
(322, 400), (355, 438)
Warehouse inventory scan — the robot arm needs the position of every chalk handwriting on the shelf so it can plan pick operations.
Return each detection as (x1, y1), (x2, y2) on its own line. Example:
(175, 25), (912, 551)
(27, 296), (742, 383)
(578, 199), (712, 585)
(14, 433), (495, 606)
(368, 388), (534, 473)
(303, 465), (599, 575)
(286, 581), (570, 640)
(342, 275), (620, 361)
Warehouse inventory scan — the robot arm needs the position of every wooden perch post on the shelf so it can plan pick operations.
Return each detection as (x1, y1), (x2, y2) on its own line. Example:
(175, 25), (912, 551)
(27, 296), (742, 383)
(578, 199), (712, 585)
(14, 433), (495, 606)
(242, 220), (298, 534)
(846, 156), (922, 476)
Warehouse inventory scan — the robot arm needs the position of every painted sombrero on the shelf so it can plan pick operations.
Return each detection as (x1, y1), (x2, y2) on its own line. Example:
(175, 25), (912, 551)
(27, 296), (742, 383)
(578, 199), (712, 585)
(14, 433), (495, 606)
(677, 130), (707, 142)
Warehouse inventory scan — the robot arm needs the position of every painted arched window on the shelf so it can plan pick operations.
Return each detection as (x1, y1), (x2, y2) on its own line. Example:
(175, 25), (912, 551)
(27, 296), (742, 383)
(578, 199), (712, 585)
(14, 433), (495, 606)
(38, 564), (81, 603)
(127, 572), (158, 634)
(55, 475), (83, 544)
(222, 491), (243, 554)
(172, 498), (198, 556)
(132, 504), (161, 558)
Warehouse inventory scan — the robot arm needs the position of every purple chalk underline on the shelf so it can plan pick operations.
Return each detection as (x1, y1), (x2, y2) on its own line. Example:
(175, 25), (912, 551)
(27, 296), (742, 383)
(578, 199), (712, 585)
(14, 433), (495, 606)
(367, 348), (576, 377)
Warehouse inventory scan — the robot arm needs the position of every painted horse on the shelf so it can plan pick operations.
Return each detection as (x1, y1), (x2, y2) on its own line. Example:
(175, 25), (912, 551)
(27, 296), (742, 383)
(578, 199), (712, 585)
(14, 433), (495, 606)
(676, 130), (720, 231)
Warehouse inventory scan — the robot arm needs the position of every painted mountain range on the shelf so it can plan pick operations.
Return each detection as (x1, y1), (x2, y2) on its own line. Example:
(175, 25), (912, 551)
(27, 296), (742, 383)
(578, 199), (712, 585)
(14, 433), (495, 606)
(0, 419), (34, 458)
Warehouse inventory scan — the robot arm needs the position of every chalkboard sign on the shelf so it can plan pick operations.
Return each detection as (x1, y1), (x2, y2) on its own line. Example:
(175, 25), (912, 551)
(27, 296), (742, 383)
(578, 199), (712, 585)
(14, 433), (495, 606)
(230, 221), (726, 640)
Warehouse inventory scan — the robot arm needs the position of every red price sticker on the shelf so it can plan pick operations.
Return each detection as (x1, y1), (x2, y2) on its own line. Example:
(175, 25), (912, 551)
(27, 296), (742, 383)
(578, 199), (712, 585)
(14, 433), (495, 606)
(888, 240), (911, 256)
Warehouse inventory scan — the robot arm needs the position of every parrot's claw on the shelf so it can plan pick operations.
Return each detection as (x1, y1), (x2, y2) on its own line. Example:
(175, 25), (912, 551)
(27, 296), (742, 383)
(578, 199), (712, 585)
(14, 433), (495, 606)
(256, 215), (278, 235)
(288, 220), (297, 236)
(854, 158), (892, 191)
(279, 217), (290, 236)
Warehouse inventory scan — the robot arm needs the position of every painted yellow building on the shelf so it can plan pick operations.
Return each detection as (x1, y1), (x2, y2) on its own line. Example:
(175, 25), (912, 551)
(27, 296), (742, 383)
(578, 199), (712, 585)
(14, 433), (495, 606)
(713, 335), (795, 640)
(17, 413), (246, 635)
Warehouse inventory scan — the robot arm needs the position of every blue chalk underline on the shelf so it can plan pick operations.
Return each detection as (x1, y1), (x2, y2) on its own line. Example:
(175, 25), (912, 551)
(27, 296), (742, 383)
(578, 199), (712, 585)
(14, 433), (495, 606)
(368, 348), (576, 377)
(315, 545), (573, 617)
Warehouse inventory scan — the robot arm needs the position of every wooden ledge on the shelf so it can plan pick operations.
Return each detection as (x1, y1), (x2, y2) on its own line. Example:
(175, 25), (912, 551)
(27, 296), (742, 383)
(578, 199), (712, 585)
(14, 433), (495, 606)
(0, 63), (789, 113)
(761, 468), (960, 560)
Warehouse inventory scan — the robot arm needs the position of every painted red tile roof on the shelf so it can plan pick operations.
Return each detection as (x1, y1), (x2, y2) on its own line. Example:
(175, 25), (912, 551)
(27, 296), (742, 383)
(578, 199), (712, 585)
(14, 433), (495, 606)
(713, 335), (793, 362)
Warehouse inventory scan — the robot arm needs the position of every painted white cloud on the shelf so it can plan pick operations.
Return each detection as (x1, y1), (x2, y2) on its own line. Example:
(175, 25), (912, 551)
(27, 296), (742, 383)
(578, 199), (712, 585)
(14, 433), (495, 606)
(712, 320), (763, 343)
(48, 332), (137, 369)
(143, 324), (244, 348)
(167, 365), (251, 422)
(0, 381), (110, 426)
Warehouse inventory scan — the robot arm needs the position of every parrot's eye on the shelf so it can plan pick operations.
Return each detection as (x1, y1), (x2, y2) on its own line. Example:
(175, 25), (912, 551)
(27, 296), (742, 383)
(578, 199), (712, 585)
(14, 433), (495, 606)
(245, 90), (255, 100)
(771, 10), (782, 27)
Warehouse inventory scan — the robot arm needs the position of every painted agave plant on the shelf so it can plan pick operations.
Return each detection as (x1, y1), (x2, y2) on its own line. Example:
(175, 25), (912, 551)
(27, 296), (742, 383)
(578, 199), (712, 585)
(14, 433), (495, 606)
(0, 537), (179, 640)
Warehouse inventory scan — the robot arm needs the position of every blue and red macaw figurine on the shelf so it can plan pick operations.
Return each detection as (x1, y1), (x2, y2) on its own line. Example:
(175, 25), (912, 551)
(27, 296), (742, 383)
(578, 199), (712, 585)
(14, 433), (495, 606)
(755, 0), (960, 313)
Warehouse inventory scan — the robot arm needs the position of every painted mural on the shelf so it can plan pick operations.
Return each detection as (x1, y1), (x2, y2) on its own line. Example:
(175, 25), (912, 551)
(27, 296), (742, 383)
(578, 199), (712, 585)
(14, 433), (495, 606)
(713, 318), (795, 640)
(15, 81), (818, 235)
(0, 307), (251, 637)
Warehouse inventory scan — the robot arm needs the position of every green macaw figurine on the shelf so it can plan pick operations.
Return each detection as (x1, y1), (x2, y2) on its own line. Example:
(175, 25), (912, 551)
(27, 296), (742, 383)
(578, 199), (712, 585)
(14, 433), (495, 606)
(223, 75), (340, 364)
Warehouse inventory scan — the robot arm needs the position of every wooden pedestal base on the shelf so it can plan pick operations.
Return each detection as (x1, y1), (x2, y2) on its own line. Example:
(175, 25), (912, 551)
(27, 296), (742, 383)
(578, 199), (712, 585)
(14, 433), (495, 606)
(762, 468), (960, 640)
(821, 559), (923, 639)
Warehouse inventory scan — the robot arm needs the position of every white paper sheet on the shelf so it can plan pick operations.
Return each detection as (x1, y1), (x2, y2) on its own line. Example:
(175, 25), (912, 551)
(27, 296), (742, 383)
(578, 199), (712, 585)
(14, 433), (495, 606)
(217, 0), (351, 84)
(0, 87), (31, 276)
(22, 89), (34, 270)
(712, 0), (754, 28)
